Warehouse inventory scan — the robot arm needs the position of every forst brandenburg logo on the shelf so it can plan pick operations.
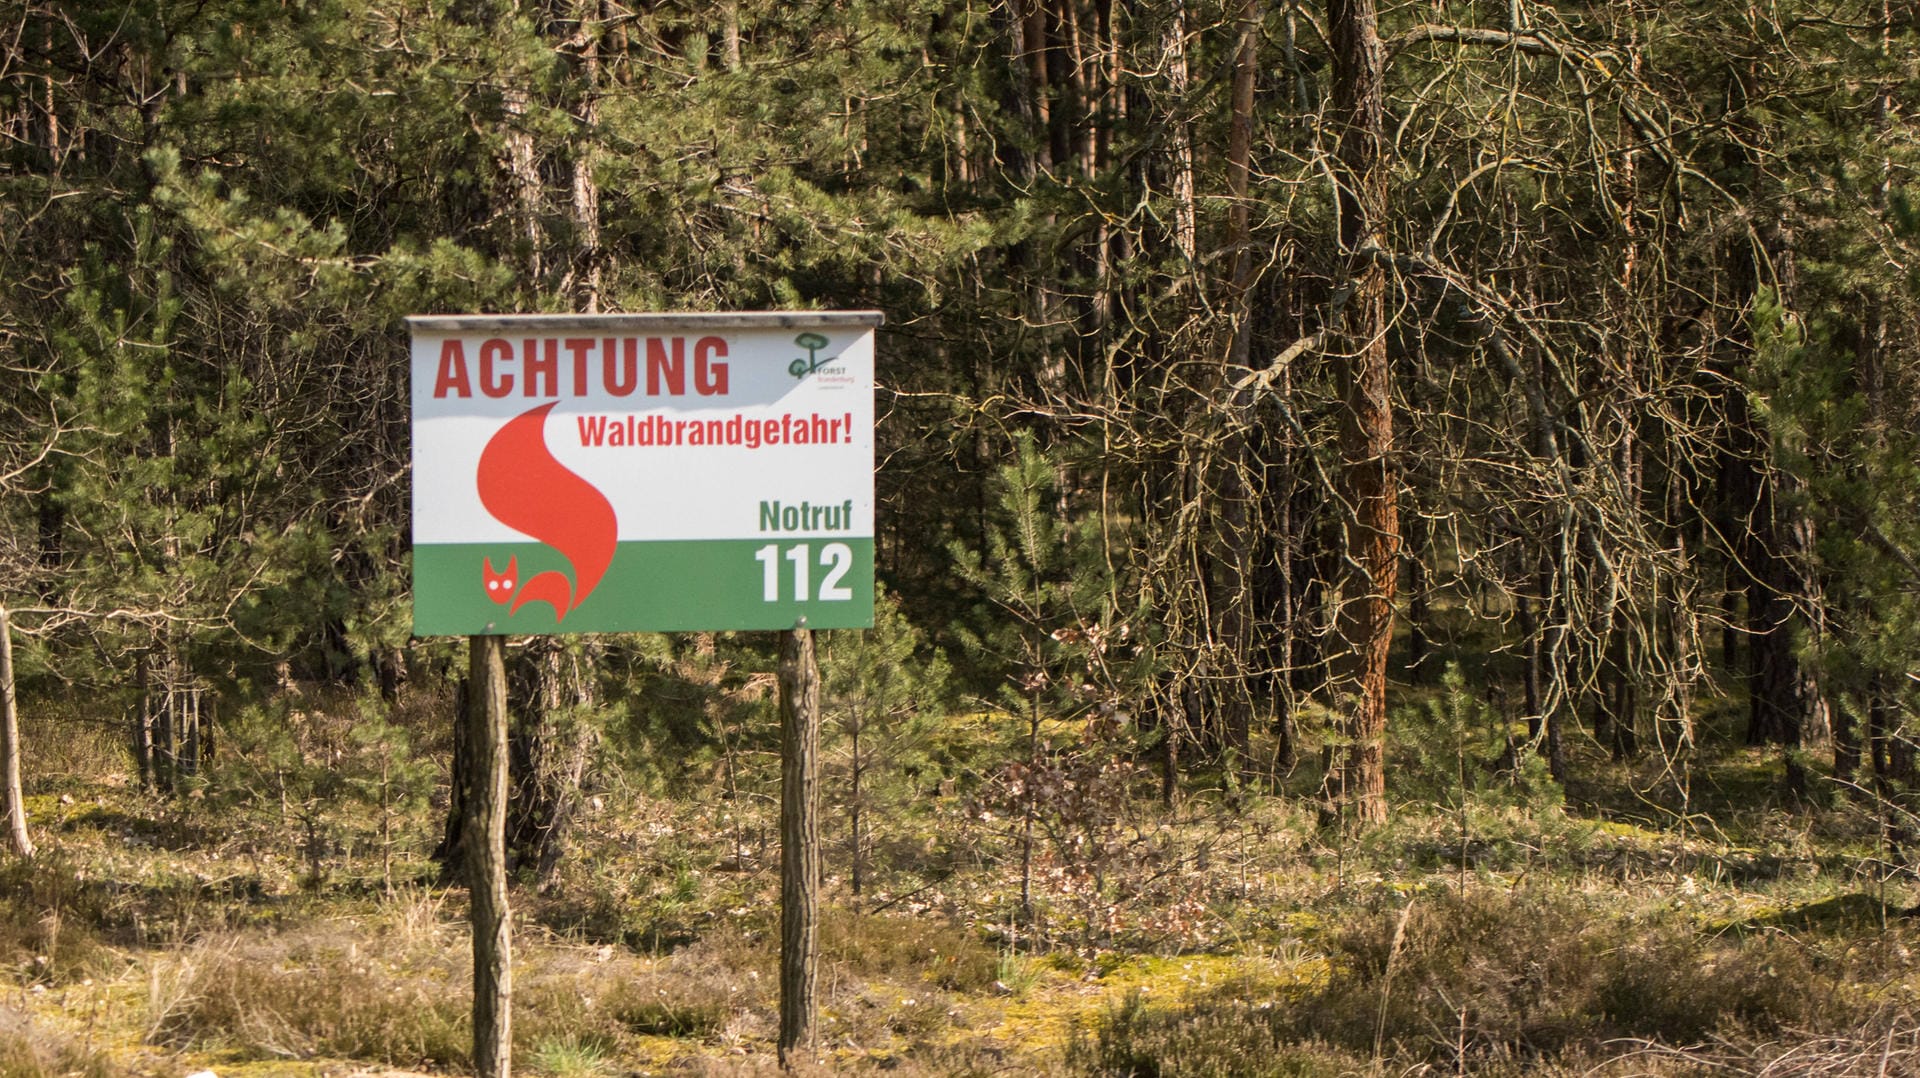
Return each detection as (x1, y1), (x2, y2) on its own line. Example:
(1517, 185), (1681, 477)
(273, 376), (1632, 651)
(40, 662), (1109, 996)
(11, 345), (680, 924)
(788, 332), (833, 378)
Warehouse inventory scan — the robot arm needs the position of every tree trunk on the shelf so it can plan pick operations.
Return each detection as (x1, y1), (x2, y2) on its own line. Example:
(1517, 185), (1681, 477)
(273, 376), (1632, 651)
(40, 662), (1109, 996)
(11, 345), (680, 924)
(1601, 628), (1639, 760)
(1263, 457), (1299, 772)
(1, 607), (32, 859)
(133, 653), (154, 793)
(848, 705), (864, 898)
(1405, 508), (1430, 685)
(501, 85), (543, 281)
(571, 0), (604, 308)
(1009, 0), (1052, 180)
(153, 657), (177, 795)
(1730, 384), (1823, 749)
(1210, 0), (1261, 760)
(1154, 682), (1180, 807)
(1832, 689), (1860, 787)
(489, 3), (609, 888)
(777, 628), (821, 1067)
(1162, 0), (1196, 264)
(435, 674), (473, 884)
(506, 641), (593, 884)
(1518, 591), (1559, 781)
(721, 2), (742, 71)
(1748, 483), (1825, 748)
(467, 634), (512, 1078)
(1328, 0), (1397, 825)
(1148, 0), (1197, 798)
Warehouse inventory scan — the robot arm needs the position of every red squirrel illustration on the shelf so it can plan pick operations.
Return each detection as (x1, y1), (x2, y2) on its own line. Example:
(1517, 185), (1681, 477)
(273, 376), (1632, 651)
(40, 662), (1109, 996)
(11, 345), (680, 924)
(476, 401), (617, 623)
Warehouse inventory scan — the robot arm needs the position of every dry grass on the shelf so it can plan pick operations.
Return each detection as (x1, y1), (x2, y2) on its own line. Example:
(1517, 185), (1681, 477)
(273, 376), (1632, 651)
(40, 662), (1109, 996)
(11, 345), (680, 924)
(512, 942), (764, 1047)
(818, 906), (1002, 992)
(1608, 1022), (1920, 1076)
(0, 855), (119, 986)
(1069, 884), (1920, 1076)
(8, 700), (1918, 1078)
(0, 1006), (114, 1078)
(144, 917), (470, 1066)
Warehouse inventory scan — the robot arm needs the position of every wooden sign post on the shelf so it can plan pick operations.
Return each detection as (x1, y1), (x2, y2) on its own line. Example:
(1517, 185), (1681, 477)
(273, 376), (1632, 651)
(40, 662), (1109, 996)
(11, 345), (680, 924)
(408, 311), (879, 1074)
(467, 634), (511, 1078)
(777, 626), (821, 1065)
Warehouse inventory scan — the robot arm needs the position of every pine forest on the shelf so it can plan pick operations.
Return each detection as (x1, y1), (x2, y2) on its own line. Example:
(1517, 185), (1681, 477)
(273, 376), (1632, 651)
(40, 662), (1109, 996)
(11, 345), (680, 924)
(2, 0), (1920, 1074)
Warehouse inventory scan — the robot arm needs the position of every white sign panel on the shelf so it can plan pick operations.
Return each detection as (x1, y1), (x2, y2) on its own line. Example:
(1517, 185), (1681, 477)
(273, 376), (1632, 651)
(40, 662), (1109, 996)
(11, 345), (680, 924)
(409, 312), (880, 634)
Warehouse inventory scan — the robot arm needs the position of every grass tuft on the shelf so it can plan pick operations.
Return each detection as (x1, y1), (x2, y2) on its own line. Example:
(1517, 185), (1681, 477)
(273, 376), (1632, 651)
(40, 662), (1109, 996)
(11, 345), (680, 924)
(819, 907), (1000, 992)
(528, 1032), (618, 1077)
(0, 855), (116, 985)
(0, 1007), (114, 1078)
(1072, 885), (1920, 1075)
(145, 929), (470, 1066)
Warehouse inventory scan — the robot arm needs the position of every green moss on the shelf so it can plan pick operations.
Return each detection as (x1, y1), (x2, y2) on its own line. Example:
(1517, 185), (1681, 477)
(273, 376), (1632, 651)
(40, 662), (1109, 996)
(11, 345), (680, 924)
(1734, 894), (1908, 934)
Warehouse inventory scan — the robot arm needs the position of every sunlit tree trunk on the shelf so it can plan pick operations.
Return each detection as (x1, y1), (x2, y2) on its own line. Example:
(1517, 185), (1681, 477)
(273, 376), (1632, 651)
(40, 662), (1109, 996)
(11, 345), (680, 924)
(468, 634), (512, 1078)
(1327, 0), (1397, 824)
(1212, 0), (1261, 758)
(1, 607), (32, 859)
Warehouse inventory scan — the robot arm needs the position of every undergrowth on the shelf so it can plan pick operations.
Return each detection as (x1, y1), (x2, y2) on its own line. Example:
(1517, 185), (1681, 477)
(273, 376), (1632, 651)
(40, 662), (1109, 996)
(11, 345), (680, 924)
(0, 1007), (114, 1078)
(1069, 884), (1920, 1076)
(6, 682), (1918, 1076)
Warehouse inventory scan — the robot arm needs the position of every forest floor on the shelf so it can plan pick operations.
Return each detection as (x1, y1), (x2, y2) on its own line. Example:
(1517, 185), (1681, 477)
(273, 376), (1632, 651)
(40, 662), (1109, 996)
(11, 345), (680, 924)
(3, 694), (1918, 1077)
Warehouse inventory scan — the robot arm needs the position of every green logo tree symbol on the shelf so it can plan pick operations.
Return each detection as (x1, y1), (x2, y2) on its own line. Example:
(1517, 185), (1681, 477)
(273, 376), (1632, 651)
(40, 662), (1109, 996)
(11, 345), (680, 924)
(790, 332), (832, 378)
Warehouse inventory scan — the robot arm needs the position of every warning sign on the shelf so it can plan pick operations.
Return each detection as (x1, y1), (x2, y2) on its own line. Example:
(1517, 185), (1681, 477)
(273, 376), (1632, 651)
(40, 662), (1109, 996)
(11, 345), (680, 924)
(407, 312), (880, 635)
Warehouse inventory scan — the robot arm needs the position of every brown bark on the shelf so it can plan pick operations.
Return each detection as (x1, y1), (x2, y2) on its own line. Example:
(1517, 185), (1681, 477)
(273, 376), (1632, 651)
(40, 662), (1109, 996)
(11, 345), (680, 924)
(1598, 122), (1644, 756)
(435, 674), (472, 883)
(571, 0), (604, 309)
(1729, 382), (1824, 749)
(1328, 0), (1397, 825)
(1011, 0), (1052, 178)
(506, 645), (594, 885)
(134, 653), (154, 792)
(1137, 0), (1198, 795)
(1836, 4), (1896, 783)
(1060, 0), (1094, 171)
(1211, 0), (1262, 759)
(486, 5), (608, 889)
(777, 628), (821, 1067)
(1227, 0), (1257, 370)
(152, 655), (177, 795)
(1040, 0), (1072, 169)
(1163, 1), (1196, 263)
(467, 635), (512, 1078)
